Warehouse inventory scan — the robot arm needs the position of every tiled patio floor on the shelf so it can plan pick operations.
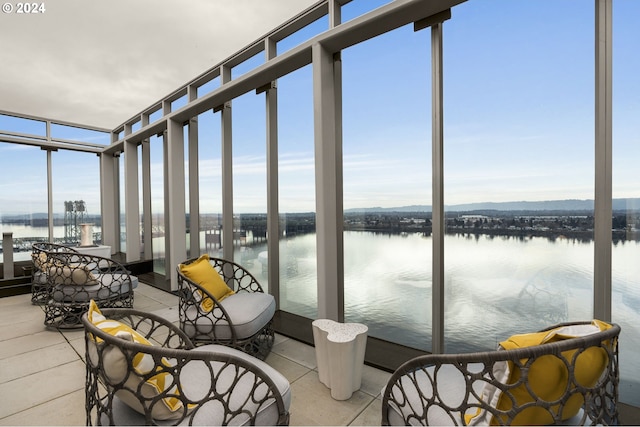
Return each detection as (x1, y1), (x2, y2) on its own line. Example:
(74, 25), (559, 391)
(0, 282), (390, 426)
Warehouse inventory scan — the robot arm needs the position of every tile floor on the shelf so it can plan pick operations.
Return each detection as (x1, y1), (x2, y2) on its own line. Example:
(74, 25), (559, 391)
(0, 282), (390, 426)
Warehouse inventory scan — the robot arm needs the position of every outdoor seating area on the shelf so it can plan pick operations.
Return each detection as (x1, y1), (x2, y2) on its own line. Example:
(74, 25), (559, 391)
(0, 282), (389, 426)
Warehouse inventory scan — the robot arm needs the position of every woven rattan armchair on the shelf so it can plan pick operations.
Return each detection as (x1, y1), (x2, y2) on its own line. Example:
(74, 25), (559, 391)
(82, 307), (290, 426)
(44, 252), (137, 328)
(382, 321), (620, 426)
(31, 242), (78, 304)
(176, 256), (275, 360)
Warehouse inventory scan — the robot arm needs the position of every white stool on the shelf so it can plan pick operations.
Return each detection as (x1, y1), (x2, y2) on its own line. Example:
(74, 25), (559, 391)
(312, 319), (368, 400)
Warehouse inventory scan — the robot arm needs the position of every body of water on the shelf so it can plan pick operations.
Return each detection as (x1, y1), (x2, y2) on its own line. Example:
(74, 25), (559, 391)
(233, 230), (640, 405)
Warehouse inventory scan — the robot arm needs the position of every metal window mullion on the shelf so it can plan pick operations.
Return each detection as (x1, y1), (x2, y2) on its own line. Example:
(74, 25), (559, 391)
(431, 22), (445, 355)
(594, 0), (612, 321)
(221, 63), (234, 261)
(265, 37), (281, 304)
(124, 140), (140, 262)
(188, 117), (200, 257)
(46, 148), (54, 241)
(313, 41), (344, 322)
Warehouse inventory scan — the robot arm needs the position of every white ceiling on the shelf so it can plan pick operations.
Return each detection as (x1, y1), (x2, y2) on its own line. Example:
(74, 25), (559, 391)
(0, 0), (318, 130)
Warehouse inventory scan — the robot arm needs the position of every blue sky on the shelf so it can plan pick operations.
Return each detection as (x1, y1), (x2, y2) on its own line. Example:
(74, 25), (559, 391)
(1, 0), (639, 216)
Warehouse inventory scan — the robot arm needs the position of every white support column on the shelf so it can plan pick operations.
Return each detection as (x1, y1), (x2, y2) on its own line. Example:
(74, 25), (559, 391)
(46, 148), (54, 241)
(594, 0), (612, 322)
(431, 22), (445, 354)
(313, 41), (344, 322)
(100, 152), (118, 253)
(265, 37), (280, 303)
(166, 119), (187, 290)
(124, 139), (141, 262)
(188, 117), (200, 257)
(141, 138), (152, 260)
(221, 65), (234, 261)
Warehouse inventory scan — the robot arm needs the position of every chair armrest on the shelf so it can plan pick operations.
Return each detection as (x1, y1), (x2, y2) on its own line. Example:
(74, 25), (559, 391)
(176, 273), (235, 321)
(98, 308), (194, 349)
(209, 257), (265, 293)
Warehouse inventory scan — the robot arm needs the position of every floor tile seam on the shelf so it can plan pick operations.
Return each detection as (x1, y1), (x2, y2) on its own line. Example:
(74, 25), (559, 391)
(0, 333), (67, 356)
(271, 350), (318, 371)
(0, 343), (82, 382)
(347, 396), (380, 427)
(0, 388), (86, 423)
(0, 359), (86, 387)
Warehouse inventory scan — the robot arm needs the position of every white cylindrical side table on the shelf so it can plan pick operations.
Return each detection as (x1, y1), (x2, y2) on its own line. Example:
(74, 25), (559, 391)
(312, 319), (368, 400)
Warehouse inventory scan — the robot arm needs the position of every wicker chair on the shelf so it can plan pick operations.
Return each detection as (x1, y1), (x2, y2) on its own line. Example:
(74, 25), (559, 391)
(382, 321), (620, 426)
(30, 242), (78, 304)
(44, 252), (137, 328)
(82, 307), (290, 426)
(176, 256), (275, 360)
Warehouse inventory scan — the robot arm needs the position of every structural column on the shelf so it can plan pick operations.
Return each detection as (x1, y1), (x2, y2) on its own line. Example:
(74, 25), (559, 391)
(264, 37), (280, 304)
(100, 151), (119, 253)
(431, 21), (445, 355)
(313, 41), (344, 322)
(594, 0), (613, 321)
(188, 117), (200, 257)
(166, 118), (187, 290)
(220, 65), (234, 261)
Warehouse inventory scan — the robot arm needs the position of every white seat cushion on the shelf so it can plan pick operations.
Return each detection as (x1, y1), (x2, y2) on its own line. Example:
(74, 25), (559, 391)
(182, 292), (275, 340)
(51, 274), (138, 302)
(100, 344), (290, 426)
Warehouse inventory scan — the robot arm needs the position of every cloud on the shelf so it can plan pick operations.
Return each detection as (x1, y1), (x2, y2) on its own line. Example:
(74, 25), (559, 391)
(0, 0), (317, 129)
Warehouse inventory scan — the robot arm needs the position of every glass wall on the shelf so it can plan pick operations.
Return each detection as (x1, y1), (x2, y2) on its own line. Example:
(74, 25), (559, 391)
(231, 90), (267, 281)
(149, 134), (166, 274)
(119, 154), (126, 254)
(198, 111), (223, 258)
(0, 142), (48, 263)
(612, 0), (640, 407)
(443, 0), (594, 352)
(52, 150), (100, 245)
(342, 24), (432, 349)
(278, 65), (318, 318)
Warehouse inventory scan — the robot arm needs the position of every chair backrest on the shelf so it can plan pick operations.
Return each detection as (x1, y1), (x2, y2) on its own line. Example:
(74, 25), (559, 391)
(31, 242), (79, 304)
(381, 321), (620, 426)
(31, 242), (78, 272)
(82, 308), (289, 426)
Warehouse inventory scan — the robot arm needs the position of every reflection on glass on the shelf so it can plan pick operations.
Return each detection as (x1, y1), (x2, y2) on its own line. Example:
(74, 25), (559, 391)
(197, 111), (223, 259)
(612, 0), (640, 406)
(50, 123), (110, 145)
(0, 143), (48, 262)
(232, 91), (267, 282)
(278, 65), (317, 318)
(150, 134), (165, 274)
(342, 24), (432, 348)
(52, 150), (100, 246)
(444, 0), (593, 351)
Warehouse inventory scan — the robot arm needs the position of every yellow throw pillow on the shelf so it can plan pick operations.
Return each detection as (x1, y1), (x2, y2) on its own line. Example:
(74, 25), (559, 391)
(467, 320), (612, 425)
(86, 301), (191, 420)
(178, 254), (235, 312)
